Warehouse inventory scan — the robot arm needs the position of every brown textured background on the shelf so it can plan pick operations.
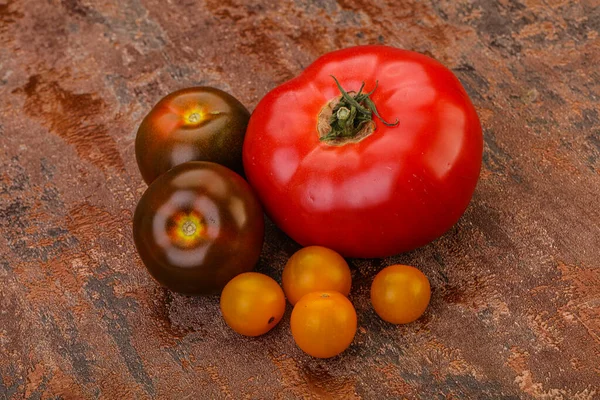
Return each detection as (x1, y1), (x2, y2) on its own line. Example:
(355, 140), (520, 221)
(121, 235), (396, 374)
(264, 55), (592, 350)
(1, 0), (599, 398)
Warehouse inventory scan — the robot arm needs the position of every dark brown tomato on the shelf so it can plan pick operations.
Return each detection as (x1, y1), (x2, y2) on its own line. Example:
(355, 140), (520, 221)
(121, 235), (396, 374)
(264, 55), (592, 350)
(135, 87), (250, 184)
(133, 161), (264, 295)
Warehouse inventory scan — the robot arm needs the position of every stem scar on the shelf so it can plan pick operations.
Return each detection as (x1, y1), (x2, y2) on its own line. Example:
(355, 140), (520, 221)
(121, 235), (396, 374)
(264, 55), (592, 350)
(318, 76), (399, 144)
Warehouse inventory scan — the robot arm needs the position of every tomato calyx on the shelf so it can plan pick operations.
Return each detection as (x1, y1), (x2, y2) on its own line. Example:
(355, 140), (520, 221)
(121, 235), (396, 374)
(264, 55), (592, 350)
(318, 76), (399, 144)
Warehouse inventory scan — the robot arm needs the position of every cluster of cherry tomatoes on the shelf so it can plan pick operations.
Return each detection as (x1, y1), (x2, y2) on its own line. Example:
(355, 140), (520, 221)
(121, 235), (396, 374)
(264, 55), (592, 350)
(132, 45), (482, 358)
(221, 247), (430, 358)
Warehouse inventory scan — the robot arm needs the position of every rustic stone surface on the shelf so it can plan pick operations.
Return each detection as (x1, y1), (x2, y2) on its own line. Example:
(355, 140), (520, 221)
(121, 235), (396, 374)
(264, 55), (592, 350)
(1, 0), (599, 398)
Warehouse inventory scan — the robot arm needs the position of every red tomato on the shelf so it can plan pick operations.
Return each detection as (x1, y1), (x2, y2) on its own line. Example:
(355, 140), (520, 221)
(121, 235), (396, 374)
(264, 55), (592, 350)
(243, 45), (482, 257)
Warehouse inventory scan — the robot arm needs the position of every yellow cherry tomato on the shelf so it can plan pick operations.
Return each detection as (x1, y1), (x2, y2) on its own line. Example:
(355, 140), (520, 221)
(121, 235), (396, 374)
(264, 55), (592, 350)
(220, 272), (286, 336)
(290, 291), (357, 358)
(370, 265), (431, 324)
(282, 246), (352, 305)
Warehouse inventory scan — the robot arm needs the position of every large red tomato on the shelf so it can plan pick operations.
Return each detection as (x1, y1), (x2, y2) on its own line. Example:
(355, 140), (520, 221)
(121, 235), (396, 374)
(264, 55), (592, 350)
(243, 45), (482, 258)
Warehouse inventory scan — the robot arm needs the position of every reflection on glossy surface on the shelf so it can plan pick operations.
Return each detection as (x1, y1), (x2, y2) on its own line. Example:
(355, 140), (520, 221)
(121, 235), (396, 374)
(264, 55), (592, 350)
(338, 163), (398, 209)
(133, 162), (264, 294)
(170, 144), (197, 167)
(300, 163), (398, 212)
(426, 102), (466, 179)
(272, 147), (300, 185)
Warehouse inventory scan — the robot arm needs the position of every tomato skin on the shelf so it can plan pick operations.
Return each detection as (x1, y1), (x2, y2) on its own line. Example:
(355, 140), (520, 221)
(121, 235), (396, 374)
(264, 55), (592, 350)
(370, 265), (431, 324)
(282, 246), (351, 305)
(220, 272), (286, 337)
(290, 291), (357, 358)
(133, 162), (264, 295)
(136, 87), (249, 184)
(243, 45), (483, 258)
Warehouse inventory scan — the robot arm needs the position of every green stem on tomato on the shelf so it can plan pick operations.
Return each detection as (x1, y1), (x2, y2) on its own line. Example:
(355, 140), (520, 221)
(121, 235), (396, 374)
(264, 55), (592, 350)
(320, 76), (399, 142)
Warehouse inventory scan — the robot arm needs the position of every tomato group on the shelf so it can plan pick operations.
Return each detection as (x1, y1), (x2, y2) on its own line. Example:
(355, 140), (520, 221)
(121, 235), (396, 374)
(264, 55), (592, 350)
(370, 265), (431, 324)
(243, 45), (483, 257)
(130, 47), (458, 357)
(136, 87), (249, 184)
(220, 272), (286, 336)
(290, 291), (357, 358)
(133, 161), (264, 294)
(282, 246), (351, 305)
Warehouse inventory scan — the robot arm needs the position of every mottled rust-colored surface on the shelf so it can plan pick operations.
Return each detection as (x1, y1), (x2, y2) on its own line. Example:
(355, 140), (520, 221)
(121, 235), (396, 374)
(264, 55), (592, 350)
(1, 0), (599, 398)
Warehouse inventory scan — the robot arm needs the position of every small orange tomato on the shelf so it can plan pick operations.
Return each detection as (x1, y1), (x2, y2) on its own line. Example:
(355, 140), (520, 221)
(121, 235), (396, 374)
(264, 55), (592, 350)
(220, 272), (286, 336)
(290, 291), (357, 358)
(370, 265), (431, 324)
(282, 246), (351, 305)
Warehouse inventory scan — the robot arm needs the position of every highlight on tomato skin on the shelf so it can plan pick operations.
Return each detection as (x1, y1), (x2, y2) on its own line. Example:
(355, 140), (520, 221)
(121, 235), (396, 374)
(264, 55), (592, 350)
(220, 272), (286, 337)
(370, 264), (431, 324)
(132, 161), (264, 295)
(135, 87), (250, 185)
